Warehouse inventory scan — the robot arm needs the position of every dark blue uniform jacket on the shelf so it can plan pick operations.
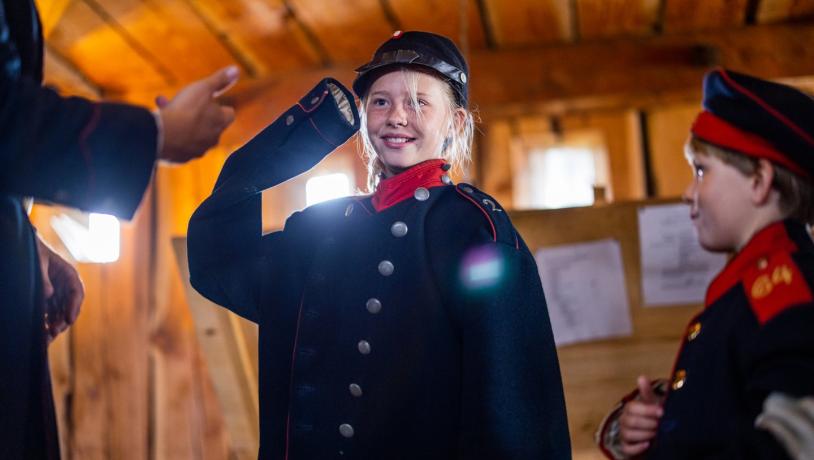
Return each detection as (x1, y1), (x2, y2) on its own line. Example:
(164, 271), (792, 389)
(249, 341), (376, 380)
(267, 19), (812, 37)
(188, 79), (571, 459)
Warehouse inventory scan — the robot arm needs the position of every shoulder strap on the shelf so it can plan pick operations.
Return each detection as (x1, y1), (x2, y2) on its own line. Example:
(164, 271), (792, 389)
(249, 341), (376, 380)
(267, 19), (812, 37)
(454, 183), (518, 247)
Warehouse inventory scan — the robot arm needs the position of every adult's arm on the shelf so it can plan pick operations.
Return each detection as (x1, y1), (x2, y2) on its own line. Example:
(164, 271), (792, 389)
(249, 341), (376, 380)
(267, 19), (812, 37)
(0, 72), (158, 220)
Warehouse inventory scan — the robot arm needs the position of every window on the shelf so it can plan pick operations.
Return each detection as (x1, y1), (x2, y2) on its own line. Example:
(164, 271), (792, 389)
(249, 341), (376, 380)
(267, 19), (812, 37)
(306, 173), (352, 206)
(513, 130), (609, 209)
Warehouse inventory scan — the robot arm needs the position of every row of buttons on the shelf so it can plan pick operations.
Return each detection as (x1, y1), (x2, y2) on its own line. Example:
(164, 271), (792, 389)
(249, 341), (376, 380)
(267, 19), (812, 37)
(672, 321), (702, 391)
(338, 188), (429, 442)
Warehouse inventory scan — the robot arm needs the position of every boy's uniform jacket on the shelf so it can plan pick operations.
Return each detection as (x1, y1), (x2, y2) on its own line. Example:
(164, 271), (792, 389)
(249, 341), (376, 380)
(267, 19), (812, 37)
(598, 219), (814, 460)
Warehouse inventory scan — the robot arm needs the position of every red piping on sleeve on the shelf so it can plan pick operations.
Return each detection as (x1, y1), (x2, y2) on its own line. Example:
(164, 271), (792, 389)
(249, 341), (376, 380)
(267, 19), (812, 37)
(455, 187), (496, 242)
(309, 118), (337, 148)
(296, 90), (329, 113)
(284, 295), (307, 460)
(79, 104), (101, 198)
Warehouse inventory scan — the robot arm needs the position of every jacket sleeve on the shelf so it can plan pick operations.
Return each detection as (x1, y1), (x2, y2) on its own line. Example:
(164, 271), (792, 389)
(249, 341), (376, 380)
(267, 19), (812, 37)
(427, 191), (572, 459)
(0, 21), (159, 220)
(187, 78), (359, 323)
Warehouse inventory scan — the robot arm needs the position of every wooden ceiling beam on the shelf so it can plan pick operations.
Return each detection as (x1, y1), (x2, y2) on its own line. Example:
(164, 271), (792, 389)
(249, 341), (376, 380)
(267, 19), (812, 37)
(119, 21), (814, 127)
(470, 21), (814, 116)
(662, 0), (748, 33)
(475, 0), (498, 49)
(378, 0), (402, 31)
(80, 0), (177, 86)
(574, 0), (661, 40)
(181, 0), (262, 78)
(43, 43), (103, 99)
(37, 0), (74, 38)
(756, 0), (814, 23)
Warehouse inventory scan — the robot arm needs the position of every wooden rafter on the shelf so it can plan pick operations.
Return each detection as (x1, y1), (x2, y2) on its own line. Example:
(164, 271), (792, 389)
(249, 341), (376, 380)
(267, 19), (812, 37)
(36, 0), (73, 38)
(80, 0), (177, 86)
(471, 21), (814, 116)
(43, 43), (103, 98)
(181, 0), (262, 78)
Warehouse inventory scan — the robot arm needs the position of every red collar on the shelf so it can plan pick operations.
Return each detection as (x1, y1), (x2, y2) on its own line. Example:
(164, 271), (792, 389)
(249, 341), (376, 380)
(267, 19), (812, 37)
(705, 220), (798, 305)
(371, 159), (448, 212)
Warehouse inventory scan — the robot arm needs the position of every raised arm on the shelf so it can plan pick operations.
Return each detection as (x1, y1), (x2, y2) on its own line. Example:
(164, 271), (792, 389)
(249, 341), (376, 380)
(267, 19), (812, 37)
(187, 78), (358, 322)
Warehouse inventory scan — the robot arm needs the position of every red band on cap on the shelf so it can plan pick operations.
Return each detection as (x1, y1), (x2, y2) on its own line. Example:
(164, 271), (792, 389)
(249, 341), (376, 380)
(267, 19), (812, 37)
(691, 110), (809, 178)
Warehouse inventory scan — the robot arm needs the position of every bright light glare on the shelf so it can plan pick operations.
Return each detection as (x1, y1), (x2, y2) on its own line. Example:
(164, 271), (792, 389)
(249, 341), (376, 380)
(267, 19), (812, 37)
(51, 212), (120, 263)
(306, 173), (351, 206)
(87, 213), (120, 263)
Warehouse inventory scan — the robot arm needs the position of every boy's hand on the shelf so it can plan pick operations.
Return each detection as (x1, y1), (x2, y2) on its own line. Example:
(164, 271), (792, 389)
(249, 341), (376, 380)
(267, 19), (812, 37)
(619, 375), (665, 457)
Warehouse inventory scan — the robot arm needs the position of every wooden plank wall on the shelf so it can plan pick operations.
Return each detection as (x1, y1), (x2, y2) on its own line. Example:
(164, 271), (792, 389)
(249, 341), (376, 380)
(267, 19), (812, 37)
(479, 108), (647, 209)
(646, 103), (698, 197)
(509, 200), (701, 459)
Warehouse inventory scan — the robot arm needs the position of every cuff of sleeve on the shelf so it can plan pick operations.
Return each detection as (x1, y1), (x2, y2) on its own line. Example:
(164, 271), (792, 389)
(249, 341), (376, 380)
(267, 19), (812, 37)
(81, 102), (158, 219)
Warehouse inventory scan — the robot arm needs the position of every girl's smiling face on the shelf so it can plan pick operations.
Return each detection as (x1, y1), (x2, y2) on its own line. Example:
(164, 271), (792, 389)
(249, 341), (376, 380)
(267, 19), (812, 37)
(364, 70), (456, 176)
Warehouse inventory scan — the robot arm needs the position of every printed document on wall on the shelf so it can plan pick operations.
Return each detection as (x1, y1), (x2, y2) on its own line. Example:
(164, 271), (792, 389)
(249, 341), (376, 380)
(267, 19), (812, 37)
(638, 203), (727, 306)
(535, 239), (632, 346)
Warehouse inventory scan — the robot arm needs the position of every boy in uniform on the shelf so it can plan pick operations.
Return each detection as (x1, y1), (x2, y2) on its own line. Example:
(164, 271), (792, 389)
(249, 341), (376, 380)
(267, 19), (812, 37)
(596, 68), (814, 459)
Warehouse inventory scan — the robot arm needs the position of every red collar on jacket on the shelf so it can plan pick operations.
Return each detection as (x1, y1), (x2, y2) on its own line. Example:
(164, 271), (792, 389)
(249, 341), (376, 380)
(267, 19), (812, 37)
(705, 220), (799, 306)
(371, 159), (448, 212)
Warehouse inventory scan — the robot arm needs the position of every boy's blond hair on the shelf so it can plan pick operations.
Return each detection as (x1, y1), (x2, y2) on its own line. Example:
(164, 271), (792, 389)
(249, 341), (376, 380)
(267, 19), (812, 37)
(686, 136), (814, 224)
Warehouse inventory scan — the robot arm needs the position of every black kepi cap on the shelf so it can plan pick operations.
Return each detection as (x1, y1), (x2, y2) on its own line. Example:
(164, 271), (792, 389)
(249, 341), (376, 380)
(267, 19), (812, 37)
(353, 30), (469, 107)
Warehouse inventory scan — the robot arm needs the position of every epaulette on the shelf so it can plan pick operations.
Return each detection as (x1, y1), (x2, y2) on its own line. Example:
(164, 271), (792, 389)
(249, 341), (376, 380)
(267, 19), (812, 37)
(743, 251), (813, 325)
(454, 183), (517, 247)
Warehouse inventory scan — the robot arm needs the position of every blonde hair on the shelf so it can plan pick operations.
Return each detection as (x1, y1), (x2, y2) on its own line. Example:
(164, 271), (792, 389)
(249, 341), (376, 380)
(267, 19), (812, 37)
(358, 67), (475, 192)
(686, 136), (814, 224)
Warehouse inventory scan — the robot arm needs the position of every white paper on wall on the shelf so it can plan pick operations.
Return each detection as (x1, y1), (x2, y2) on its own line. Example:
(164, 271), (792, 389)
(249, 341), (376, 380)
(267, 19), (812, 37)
(535, 239), (632, 347)
(637, 203), (728, 307)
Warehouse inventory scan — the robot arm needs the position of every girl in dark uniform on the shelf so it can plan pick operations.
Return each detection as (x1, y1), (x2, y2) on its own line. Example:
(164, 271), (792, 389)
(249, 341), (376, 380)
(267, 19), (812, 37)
(188, 30), (570, 459)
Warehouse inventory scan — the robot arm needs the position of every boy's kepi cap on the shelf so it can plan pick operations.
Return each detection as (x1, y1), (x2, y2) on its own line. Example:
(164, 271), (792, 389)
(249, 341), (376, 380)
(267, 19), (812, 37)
(691, 68), (814, 178)
(353, 30), (469, 107)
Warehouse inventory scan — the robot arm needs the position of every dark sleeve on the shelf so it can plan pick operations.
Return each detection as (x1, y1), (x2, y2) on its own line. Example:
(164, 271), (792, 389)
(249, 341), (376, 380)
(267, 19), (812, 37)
(187, 78), (359, 323)
(0, 72), (158, 220)
(427, 199), (572, 459)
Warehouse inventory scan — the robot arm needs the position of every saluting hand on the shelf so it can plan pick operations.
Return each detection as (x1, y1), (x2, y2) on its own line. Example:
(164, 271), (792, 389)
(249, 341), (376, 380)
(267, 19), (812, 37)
(619, 375), (665, 457)
(156, 65), (239, 164)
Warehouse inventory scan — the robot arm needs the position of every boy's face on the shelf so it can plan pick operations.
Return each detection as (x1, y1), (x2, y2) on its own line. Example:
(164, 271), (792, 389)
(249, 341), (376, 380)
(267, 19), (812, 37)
(683, 151), (755, 252)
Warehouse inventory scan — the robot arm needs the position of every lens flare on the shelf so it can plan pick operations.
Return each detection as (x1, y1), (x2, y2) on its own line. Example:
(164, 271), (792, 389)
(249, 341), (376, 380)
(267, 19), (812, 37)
(460, 244), (505, 291)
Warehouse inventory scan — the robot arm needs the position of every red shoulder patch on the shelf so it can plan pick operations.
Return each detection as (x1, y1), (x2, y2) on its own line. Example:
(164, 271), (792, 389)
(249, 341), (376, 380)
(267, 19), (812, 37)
(743, 251), (812, 325)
